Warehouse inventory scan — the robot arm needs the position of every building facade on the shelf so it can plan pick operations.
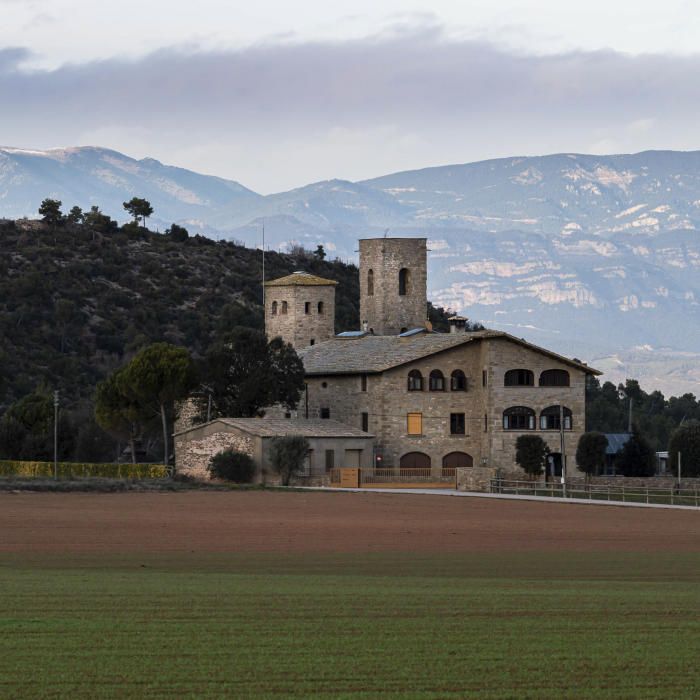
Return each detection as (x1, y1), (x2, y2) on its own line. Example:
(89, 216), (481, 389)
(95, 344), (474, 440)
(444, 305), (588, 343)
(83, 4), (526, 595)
(298, 331), (594, 476)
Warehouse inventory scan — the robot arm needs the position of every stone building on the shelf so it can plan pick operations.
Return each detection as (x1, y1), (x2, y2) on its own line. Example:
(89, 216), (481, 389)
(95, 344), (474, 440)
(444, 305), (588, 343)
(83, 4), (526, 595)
(174, 417), (374, 482)
(298, 329), (597, 476)
(264, 271), (337, 350)
(176, 234), (600, 481)
(359, 237), (428, 336)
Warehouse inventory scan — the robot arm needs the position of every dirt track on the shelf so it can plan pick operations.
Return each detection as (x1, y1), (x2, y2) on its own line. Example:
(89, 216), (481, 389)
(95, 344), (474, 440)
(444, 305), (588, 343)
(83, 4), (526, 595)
(0, 490), (698, 554)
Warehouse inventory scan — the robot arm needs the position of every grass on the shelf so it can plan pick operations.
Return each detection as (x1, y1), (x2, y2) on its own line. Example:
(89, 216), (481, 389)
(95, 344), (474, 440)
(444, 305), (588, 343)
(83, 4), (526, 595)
(0, 552), (699, 698)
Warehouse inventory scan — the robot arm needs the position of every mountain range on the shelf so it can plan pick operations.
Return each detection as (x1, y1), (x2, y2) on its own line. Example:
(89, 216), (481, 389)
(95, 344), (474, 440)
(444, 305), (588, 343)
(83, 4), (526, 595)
(2, 145), (700, 396)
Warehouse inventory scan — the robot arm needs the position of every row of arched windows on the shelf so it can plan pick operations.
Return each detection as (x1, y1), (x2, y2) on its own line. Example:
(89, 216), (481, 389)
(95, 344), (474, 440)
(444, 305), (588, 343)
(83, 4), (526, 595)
(399, 451), (473, 469)
(408, 369), (467, 392)
(503, 405), (573, 431)
(504, 369), (570, 387)
(271, 300), (324, 316)
(366, 268), (410, 296)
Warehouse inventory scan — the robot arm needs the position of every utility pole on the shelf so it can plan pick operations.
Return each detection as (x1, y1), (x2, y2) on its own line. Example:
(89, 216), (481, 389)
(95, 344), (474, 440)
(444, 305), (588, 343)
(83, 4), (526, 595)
(628, 397), (633, 432)
(559, 405), (567, 497)
(261, 219), (266, 307)
(678, 451), (682, 489)
(53, 390), (59, 480)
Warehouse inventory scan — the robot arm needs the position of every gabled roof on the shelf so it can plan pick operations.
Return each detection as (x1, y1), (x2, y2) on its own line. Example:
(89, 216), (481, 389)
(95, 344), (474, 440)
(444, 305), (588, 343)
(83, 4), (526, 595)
(264, 271), (338, 287)
(175, 417), (373, 439)
(298, 330), (602, 376)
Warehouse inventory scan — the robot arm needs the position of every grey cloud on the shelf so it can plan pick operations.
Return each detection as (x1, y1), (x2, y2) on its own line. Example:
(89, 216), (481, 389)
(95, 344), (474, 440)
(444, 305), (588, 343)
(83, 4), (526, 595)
(0, 31), (698, 128)
(1, 29), (699, 186)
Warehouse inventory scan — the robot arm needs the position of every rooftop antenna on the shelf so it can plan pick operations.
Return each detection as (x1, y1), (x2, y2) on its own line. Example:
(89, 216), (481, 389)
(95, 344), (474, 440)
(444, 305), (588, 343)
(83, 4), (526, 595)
(384, 228), (390, 238)
(261, 218), (265, 307)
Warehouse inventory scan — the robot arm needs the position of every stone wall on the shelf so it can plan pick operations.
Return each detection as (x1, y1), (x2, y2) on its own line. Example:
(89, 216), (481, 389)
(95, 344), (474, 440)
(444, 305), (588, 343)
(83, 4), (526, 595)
(359, 238), (427, 335)
(174, 428), (256, 480)
(456, 466), (498, 492)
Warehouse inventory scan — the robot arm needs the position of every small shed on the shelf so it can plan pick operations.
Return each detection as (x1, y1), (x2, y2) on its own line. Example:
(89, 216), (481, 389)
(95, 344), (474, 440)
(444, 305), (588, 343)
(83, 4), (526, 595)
(174, 417), (374, 482)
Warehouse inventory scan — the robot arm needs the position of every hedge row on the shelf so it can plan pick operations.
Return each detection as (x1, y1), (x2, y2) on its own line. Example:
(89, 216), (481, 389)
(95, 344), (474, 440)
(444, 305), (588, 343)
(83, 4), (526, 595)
(0, 461), (168, 479)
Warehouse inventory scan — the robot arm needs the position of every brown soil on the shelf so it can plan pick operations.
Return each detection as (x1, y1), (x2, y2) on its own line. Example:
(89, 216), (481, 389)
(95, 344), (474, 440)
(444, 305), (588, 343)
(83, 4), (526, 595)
(0, 490), (698, 554)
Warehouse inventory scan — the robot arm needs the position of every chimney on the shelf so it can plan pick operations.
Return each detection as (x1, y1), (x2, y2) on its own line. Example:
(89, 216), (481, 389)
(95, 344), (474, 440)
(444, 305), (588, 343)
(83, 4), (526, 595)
(448, 315), (468, 333)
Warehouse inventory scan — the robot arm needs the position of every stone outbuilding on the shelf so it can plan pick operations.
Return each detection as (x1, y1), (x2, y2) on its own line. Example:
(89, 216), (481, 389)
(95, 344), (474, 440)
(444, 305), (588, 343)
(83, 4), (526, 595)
(174, 417), (374, 482)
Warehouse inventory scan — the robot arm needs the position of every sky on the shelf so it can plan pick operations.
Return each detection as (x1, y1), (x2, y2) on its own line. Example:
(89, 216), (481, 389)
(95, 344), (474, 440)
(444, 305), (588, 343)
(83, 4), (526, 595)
(1, 0), (699, 192)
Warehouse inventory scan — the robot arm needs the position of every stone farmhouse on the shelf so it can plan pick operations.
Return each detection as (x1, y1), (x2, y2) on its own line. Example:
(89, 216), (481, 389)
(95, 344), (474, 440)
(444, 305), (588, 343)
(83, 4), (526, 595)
(175, 236), (601, 481)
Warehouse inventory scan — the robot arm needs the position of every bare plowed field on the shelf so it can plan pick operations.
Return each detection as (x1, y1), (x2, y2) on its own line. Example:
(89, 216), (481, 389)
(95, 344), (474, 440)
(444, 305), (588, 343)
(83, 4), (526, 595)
(1, 490), (698, 554)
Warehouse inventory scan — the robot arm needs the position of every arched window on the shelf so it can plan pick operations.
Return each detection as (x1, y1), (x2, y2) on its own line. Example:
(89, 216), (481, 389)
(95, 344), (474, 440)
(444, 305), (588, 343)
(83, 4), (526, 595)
(429, 370), (445, 391)
(539, 369), (570, 387)
(503, 406), (536, 430)
(451, 370), (467, 391)
(400, 452), (431, 468)
(281, 301), (288, 315)
(505, 369), (534, 386)
(540, 406), (572, 430)
(399, 268), (409, 296)
(367, 269), (374, 296)
(407, 370), (423, 391)
(271, 301), (278, 316)
(442, 452), (473, 469)
(317, 301), (324, 314)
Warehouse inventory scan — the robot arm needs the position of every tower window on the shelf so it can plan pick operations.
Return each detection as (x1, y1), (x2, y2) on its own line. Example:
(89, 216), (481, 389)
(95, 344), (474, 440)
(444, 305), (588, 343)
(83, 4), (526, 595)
(310, 339), (315, 346)
(540, 406), (573, 430)
(399, 268), (409, 296)
(450, 413), (466, 435)
(320, 407), (330, 419)
(503, 406), (536, 430)
(361, 412), (369, 432)
(367, 269), (374, 296)
(361, 374), (367, 392)
(505, 369), (534, 386)
(317, 301), (324, 314)
(539, 369), (570, 387)
(305, 302), (311, 314)
(451, 370), (467, 391)
(429, 370), (445, 391)
(271, 301), (278, 316)
(407, 370), (423, 391)
(281, 301), (288, 315)
(407, 412), (423, 435)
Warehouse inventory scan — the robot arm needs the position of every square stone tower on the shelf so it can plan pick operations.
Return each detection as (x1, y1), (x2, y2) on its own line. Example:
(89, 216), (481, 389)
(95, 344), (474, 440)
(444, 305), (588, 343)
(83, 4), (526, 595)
(359, 237), (428, 335)
(264, 271), (338, 350)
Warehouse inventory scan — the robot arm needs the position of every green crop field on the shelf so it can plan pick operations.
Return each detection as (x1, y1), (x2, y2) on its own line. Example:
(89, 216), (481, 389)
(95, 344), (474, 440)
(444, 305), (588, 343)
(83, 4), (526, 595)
(1, 551), (699, 699)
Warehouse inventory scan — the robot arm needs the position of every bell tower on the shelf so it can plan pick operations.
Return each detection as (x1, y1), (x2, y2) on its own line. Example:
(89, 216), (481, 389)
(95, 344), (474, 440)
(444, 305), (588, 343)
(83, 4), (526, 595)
(359, 237), (428, 335)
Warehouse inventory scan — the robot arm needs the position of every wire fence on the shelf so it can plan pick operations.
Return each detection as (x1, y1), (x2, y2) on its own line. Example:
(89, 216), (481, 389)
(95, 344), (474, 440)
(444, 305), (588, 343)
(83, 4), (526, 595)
(490, 479), (700, 508)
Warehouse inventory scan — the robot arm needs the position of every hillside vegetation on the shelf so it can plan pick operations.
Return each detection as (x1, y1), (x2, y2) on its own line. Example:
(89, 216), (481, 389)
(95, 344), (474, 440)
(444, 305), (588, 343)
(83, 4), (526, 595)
(0, 218), (363, 410)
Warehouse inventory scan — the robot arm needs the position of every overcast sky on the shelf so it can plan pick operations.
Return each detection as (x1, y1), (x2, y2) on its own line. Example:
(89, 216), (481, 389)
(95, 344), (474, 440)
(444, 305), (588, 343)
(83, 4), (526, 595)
(1, 0), (698, 192)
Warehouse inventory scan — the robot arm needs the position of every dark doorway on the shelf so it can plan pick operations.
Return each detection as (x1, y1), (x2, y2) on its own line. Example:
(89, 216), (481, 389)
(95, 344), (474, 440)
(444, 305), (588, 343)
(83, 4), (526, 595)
(400, 452), (431, 468)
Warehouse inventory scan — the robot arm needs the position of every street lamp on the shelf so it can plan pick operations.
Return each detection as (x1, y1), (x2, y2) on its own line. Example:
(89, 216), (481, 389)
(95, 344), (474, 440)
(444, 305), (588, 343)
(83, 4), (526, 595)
(53, 390), (59, 479)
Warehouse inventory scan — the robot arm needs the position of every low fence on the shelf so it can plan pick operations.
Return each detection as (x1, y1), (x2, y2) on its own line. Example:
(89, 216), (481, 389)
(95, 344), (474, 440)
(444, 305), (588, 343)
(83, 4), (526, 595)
(490, 478), (700, 507)
(330, 467), (456, 489)
(0, 460), (169, 480)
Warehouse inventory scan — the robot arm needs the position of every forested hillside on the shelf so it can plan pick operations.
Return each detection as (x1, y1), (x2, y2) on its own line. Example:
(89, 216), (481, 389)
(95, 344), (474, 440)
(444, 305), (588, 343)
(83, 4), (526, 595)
(0, 218), (364, 411)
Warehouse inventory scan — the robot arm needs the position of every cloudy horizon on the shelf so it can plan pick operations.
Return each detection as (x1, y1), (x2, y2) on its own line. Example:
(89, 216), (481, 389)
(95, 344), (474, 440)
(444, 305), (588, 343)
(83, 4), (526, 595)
(1, 2), (698, 192)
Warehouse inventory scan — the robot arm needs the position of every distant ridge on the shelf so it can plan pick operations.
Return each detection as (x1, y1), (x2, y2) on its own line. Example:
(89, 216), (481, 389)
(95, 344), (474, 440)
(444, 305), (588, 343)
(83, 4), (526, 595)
(3, 145), (700, 394)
